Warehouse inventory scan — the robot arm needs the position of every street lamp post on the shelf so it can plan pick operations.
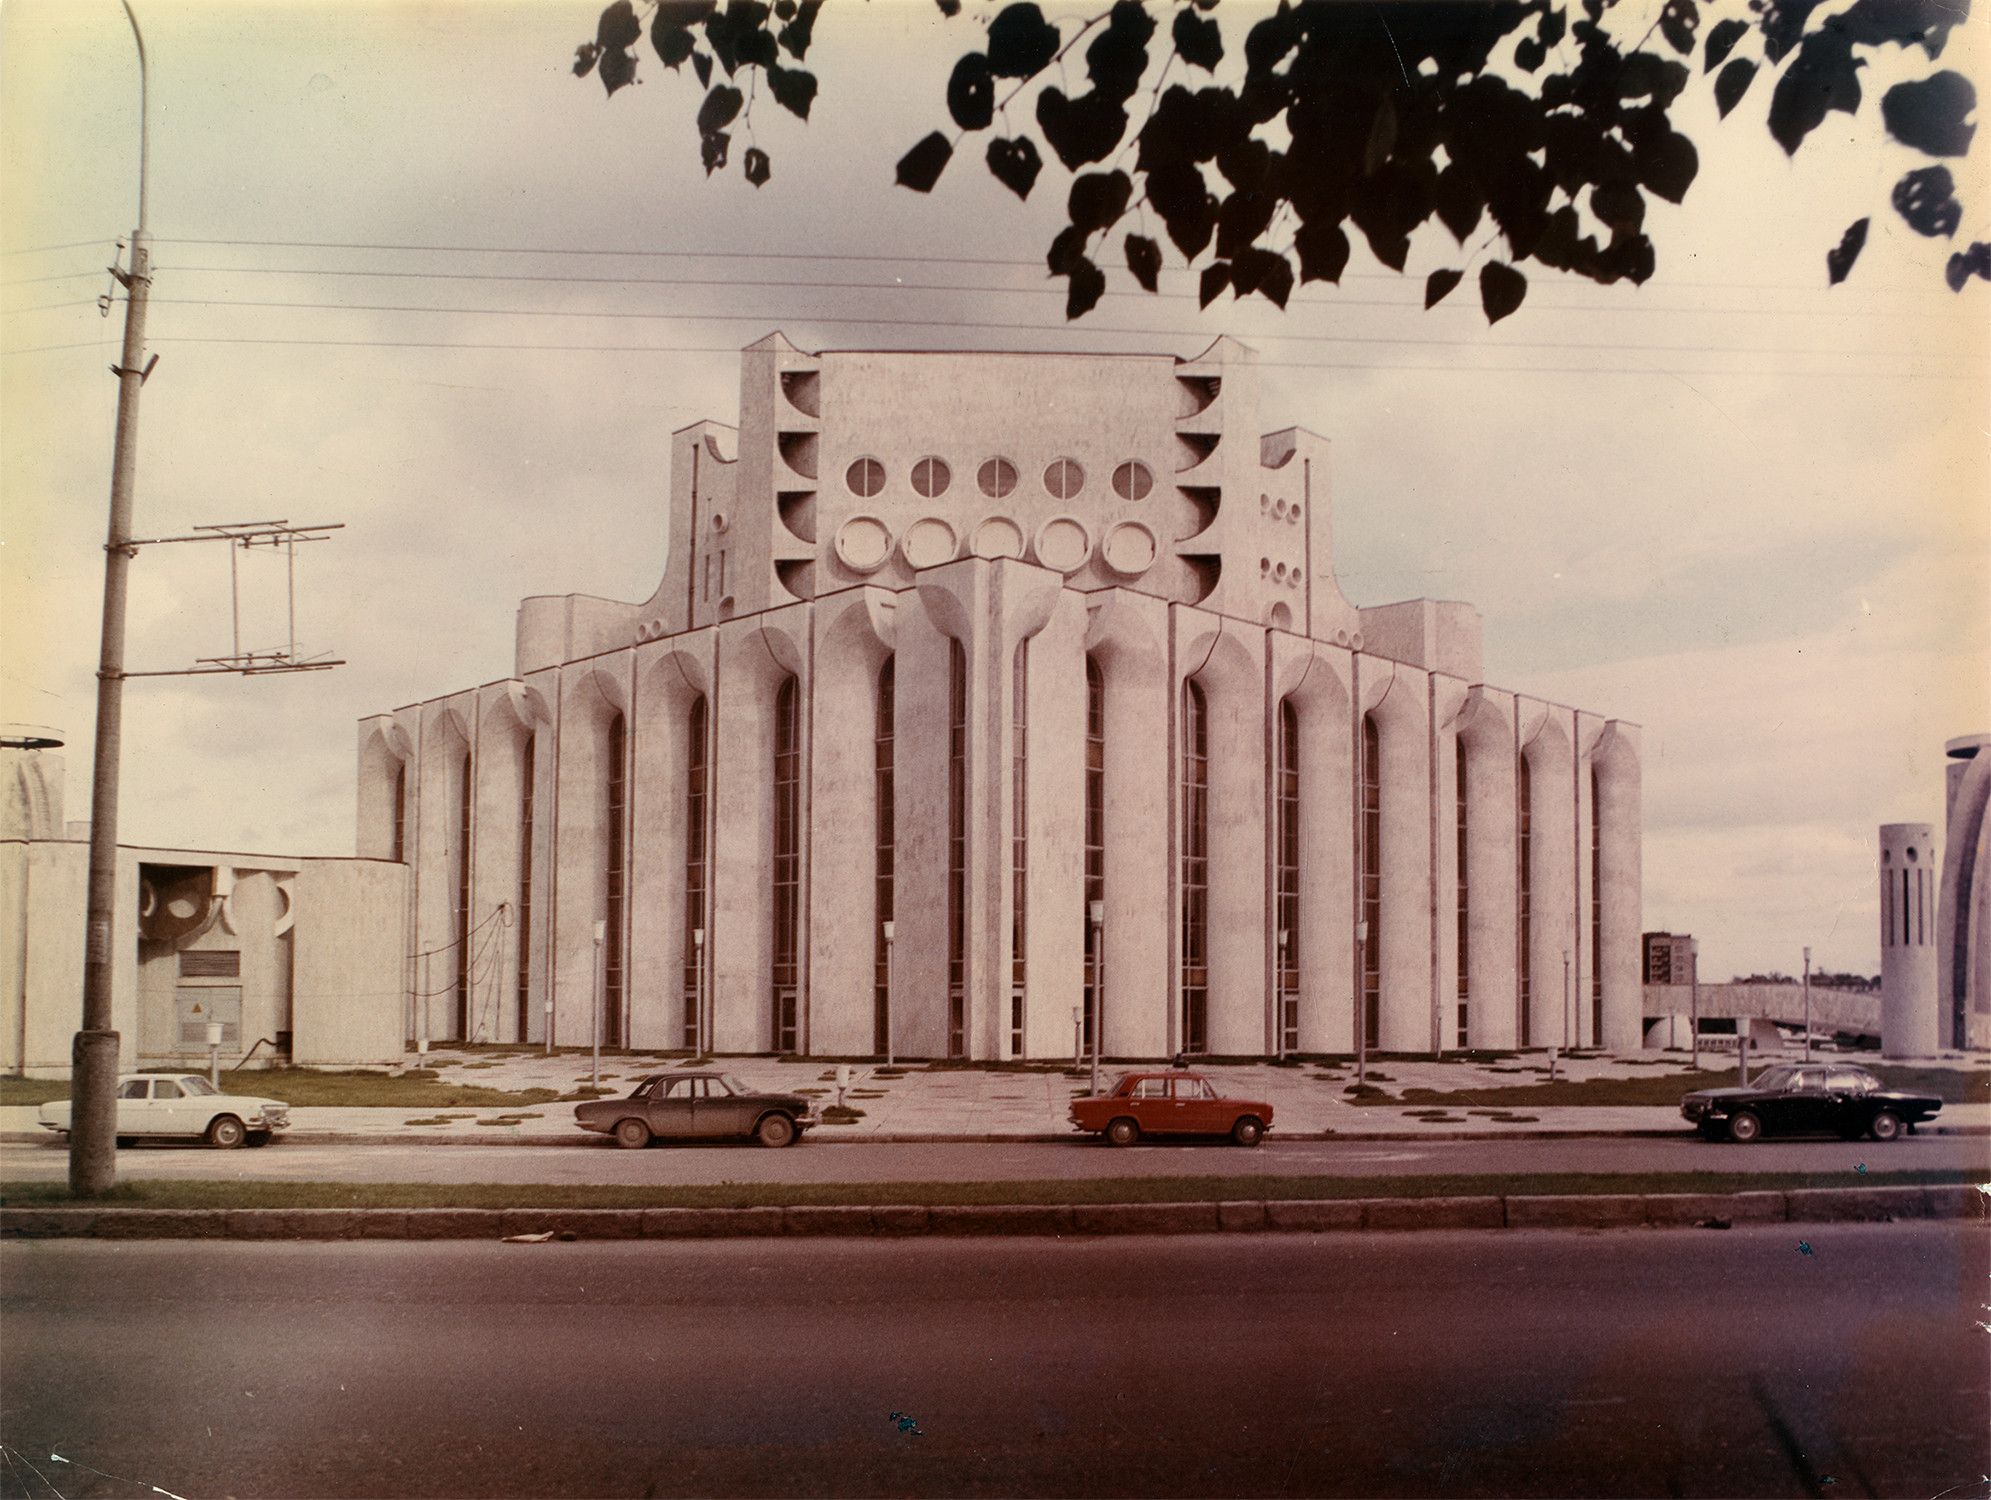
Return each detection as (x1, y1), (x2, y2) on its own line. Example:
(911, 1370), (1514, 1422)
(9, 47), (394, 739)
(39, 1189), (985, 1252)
(1355, 920), (1369, 1088)
(591, 920), (605, 1089)
(693, 926), (706, 1057)
(1088, 900), (1104, 1097)
(1689, 938), (1701, 1071)
(882, 919), (894, 1068)
(1802, 945), (1812, 1063)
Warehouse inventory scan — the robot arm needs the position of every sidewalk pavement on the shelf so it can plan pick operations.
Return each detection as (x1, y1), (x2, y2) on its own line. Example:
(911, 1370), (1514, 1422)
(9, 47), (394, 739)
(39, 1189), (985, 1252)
(6, 1047), (1987, 1145)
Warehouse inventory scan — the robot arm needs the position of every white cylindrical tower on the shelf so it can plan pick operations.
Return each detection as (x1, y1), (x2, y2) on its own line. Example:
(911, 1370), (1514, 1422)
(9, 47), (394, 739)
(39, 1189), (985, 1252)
(1879, 822), (1939, 1057)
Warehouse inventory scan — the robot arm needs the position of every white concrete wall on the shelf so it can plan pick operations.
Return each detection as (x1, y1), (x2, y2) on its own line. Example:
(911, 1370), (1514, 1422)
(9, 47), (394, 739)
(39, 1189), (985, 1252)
(292, 858), (407, 1066)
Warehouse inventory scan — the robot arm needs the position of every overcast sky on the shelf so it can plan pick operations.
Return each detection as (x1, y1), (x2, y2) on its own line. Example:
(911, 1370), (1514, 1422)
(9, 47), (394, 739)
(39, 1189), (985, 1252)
(3, 0), (1985, 982)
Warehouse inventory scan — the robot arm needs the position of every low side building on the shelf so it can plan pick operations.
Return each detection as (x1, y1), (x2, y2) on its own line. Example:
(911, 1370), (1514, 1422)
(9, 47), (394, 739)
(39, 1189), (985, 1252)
(1, 733), (404, 1077)
(357, 335), (1645, 1061)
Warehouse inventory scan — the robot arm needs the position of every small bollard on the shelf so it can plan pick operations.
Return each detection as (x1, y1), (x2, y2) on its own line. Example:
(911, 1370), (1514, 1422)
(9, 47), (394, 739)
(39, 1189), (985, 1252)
(835, 1061), (852, 1109)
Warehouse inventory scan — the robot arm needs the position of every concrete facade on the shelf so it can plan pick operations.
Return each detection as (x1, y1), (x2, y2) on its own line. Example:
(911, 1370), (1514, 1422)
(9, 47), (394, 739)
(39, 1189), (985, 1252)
(358, 337), (1643, 1060)
(1879, 822), (1940, 1057)
(1938, 734), (1990, 1048)
(1, 739), (405, 1077)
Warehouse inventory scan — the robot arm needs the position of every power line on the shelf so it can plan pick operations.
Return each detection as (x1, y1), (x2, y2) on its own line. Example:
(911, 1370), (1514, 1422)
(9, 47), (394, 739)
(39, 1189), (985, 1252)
(1, 332), (1974, 380)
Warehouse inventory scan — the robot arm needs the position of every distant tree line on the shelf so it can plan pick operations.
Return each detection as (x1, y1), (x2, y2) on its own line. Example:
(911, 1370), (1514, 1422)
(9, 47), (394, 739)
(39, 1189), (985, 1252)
(1733, 970), (1879, 991)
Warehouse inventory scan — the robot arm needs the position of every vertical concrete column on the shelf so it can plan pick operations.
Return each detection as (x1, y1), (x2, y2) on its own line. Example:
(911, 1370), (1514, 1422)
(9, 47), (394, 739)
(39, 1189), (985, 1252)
(1880, 822), (1940, 1057)
(413, 701), (471, 1044)
(354, 717), (409, 860)
(471, 686), (531, 1043)
(1362, 661), (1433, 1053)
(1021, 589), (1087, 1059)
(806, 592), (893, 1056)
(1179, 613), (1268, 1055)
(521, 667), (559, 1044)
(551, 662), (627, 1049)
(631, 645), (709, 1051)
(1937, 736), (1989, 1050)
(1086, 592), (1171, 1059)
(1459, 689), (1518, 1049)
(711, 617), (805, 1053)
(1521, 704), (1577, 1053)
(1593, 720), (1643, 1052)
(1271, 636), (1354, 1056)
(1432, 678), (1470, 1052)
(891, 584), (960, 1059)
(1575, 714), (1600, 1048)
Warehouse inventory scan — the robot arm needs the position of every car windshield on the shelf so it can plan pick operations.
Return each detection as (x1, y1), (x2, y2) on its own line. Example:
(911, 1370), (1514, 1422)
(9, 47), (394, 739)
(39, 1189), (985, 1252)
(716, 1075), (747, 1096)
(1751, 1066), (1799, 1091)
(180, 1076), (219, 1096)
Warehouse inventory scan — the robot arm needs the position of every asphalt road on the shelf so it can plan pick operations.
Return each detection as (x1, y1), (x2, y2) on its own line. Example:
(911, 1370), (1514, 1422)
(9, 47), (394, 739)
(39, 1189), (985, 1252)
(2, 1226), (1984, 1498)
(1, 1132), (1982, 1186)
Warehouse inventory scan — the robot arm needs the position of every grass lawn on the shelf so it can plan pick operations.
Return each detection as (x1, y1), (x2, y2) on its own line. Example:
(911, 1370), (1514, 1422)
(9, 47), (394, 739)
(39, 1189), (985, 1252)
(1, 1166), (1975, 1213)
(1354, 1062), (1991, 1109)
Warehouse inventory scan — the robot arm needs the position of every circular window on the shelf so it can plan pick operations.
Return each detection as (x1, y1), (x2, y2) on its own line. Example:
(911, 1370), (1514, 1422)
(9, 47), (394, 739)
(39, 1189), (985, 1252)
(912, 456), (951, 499)
(1111, 460), (1153, 501)
(978, 457), (1017, 499)
(846, 457), (886, 498)
(1043, 457), (1085, 501)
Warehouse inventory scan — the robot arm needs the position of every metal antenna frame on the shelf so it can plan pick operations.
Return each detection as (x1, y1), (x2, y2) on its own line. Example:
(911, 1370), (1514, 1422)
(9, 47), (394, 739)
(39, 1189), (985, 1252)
(119, 519), (348, 677)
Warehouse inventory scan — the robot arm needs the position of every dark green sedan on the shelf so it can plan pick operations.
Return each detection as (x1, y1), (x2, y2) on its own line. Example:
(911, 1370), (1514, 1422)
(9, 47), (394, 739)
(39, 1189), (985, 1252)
(575, 1071), (818, 1149)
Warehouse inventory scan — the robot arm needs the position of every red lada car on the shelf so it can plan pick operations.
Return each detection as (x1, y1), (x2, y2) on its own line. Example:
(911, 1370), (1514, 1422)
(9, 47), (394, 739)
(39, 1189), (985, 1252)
(1069, 1070), (1274, 1147)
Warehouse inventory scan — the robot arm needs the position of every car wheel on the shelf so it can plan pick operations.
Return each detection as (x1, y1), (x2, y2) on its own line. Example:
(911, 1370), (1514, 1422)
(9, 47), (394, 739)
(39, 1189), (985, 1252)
(1726, 1110), (1763, 1144)
(613, 1118), (651, 1150)
(756, 1113), (797, 1149)
(1868, 1109), (1904, 1143)
(205, 1115), (247, 1150)
(1105, 1117), (1140, 1148)
(1231, 1116), (1265, 1148)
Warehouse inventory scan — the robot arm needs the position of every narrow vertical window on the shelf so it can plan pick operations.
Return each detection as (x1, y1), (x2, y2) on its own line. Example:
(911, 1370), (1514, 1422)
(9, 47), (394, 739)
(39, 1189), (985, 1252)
(1010, 642), (1028, 1058)
(772, 678), (800, 1053)
(391, 763), (407, 862)
(517, 735), (535, 1041)
(1084, 658), (1105, 1054)
(1456, 739), (1469, 1048)
(455, 749), (472, 1039)
(1590, 767), (1603, 1045)
(947, 643), (968, 1059)
(1361, 715), (1381, 1051)
(604, 713), (627, 1046)
(874, 660), (895, 1055)
(1181, 681), (1210, 1055)
(1275, 700), (1301, 1054)
(1517, 754), (1533, 1046)
(682, 697), (708, 1049)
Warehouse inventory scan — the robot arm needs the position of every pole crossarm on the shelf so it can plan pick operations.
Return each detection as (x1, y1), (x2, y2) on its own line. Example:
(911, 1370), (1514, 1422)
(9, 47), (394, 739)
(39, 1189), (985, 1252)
(124, 520), (344, 548)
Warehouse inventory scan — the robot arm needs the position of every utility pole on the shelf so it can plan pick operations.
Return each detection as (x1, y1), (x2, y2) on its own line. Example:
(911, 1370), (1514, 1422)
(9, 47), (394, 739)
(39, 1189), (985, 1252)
(71, 0), (154, 1198)
(1802, 945), (1812, 1062)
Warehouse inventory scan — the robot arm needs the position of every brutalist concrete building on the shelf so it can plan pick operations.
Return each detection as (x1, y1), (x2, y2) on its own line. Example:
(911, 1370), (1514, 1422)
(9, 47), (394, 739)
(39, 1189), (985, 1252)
(357, 335), (1643, 1060)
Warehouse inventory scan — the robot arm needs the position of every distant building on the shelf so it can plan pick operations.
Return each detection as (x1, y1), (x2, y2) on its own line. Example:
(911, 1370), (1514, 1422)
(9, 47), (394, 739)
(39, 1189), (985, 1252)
(1642, 931), (1694, 986)
(357, 336), (1645, 1061)
(1, 729), (403, 1077)
(1879, 822), (1939, 1057)
(1938, 734), (1989, 1048)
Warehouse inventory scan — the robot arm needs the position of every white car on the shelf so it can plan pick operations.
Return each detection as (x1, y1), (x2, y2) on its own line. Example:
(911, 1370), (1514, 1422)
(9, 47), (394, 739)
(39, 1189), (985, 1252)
(39, 1072), (290, 1148)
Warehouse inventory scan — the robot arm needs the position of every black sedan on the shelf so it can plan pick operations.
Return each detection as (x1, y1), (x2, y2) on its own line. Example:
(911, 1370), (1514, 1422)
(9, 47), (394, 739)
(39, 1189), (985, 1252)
(1682, 1063), (1942, 1143)
(574, 1071), (818, 1148)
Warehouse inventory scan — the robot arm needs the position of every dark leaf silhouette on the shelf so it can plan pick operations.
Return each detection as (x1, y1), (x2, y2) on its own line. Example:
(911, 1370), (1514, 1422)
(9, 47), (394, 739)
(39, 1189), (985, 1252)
(1085, 2), (1156, 104)
(600, 46), (637, 95)
(1714, 58), (1756, 118)
(767, 64), (816, 120)
(1425, 267), (1463, 308)
(1295, 220), (1350, 284)
(651, 19), (696, 69)
(1198, 261), (1231, 308)
(935, 0), (961, 15)
(1068, 170), (1132, 233)
(1768, 30), (1863, 155)
(1173, 8), (1223, 71)
(1479, 260), (1527, 324)
(1124, 233), (1162, 293)
(777, 0), (821, 58)
(1825, 217), (1867, 283)
(1045, 224), (1088, 275)
(597, 0), (641, 51)
(1946, 241), (1991, 291)
(1892, 164), (1961, 236)
(692, 50), (712, 87)
(1880, 72), (1977, 157)
(1659, 0), (1698, 56)
(987, 3), (1061, 78)
(895, 131), (953, 192)
(948, 53), (995, 130)
(744, 145), (771, 186)
(1037, 87), (1129, 169)
(1704, 17), (1748, 71)
(986, 135), (1043, 199)
(697, 84), (744, 134)
(573, 42), (601, 78)
(1066, 256), (1107, 318)
(1230, 246), (1292, 307)
(700, 129), (730, 174)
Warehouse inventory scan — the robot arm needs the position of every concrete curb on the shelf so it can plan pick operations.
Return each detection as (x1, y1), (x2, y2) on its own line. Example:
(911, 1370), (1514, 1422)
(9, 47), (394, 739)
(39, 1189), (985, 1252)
(7, 1124), (1983, 1149)
(4, 1185), (1981, 1241)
